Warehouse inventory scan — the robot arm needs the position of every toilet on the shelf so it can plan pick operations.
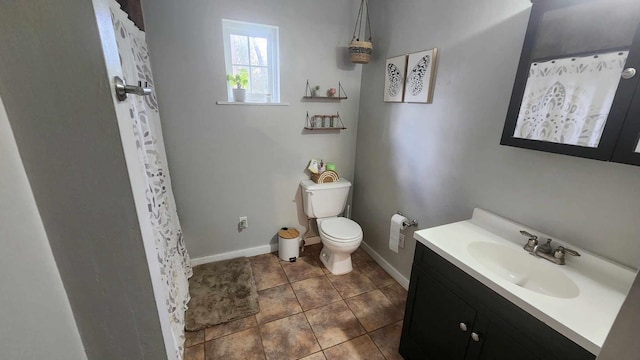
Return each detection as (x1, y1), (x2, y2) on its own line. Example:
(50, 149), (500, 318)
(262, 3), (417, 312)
(300, 178), (363, 275)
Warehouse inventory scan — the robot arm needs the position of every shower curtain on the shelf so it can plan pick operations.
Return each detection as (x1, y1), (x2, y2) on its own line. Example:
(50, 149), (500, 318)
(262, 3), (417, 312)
(109, 1), (192, 358)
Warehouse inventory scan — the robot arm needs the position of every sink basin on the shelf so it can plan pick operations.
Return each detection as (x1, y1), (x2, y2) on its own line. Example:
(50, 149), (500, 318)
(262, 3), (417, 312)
(467, 242), (579, 299)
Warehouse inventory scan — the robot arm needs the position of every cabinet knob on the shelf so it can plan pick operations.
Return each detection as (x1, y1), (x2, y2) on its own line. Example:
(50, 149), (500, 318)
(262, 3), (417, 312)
(622, 68), (637, 80)
(471, 332), (481, 342)
(459, 322), (468, 332)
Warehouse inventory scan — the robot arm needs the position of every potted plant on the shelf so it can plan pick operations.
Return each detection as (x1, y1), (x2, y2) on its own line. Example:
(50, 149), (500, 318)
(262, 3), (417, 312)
(227, 69), (249, 102)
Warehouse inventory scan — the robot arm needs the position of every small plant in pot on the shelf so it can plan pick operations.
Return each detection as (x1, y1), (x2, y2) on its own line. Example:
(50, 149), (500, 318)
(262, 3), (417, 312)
(227, 69), (249, 102)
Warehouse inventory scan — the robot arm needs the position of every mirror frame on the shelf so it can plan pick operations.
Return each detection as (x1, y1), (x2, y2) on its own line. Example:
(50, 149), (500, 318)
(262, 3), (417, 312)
(500, 0), (640, 161)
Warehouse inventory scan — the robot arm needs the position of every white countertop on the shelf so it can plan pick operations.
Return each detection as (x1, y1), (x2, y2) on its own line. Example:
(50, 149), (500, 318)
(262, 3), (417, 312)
(413, 208), (637, 355)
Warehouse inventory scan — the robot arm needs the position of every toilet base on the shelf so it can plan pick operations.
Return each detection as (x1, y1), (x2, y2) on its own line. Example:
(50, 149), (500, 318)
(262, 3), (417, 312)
(319, 246), (353, 275)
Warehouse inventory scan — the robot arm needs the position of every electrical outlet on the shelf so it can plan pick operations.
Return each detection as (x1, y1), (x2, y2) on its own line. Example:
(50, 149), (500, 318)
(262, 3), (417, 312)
(399, 233), (405, 248)
(239, 216), (248, 229)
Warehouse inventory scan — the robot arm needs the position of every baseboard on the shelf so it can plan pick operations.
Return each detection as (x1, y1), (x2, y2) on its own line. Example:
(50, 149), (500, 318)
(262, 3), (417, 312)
(190, 239), (410, 290)
(360, 241), (410, 290)
(191, 243), (278, 266)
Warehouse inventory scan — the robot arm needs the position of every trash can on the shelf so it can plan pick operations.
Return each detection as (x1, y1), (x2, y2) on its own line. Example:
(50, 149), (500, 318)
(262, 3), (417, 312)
(278, 227), (300, 262)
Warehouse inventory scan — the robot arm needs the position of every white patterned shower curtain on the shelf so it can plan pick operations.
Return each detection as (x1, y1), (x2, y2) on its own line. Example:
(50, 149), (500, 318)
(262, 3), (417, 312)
(514, 51), (628, 147)
(109, 2), (192, 358)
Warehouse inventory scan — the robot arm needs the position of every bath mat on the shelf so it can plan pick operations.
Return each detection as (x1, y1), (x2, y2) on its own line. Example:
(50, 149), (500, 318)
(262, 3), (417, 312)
(185, 257), (259, 331)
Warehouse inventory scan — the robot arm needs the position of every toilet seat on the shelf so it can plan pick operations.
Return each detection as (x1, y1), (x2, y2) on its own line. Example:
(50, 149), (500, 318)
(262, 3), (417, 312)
(319, 217), (362, 242)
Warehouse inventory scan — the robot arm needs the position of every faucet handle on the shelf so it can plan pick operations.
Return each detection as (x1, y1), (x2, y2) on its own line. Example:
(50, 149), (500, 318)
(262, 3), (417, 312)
(520, 230), (537, 240)
(521, 230), (538, 252)
(553, 246), (580, 265)
(555, 246), (580, 257)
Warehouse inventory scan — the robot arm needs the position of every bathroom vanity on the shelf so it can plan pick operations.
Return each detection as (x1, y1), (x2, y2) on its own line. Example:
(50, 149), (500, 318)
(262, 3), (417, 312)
(399, 209), (635, 359)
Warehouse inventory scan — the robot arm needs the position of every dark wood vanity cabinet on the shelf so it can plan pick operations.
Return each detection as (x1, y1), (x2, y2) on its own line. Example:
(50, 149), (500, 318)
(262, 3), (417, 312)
(399, 242), (595, 360)
(501, 0), (640, 165)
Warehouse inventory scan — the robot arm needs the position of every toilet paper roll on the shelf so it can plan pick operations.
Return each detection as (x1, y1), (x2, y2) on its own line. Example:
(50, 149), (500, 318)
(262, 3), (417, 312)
(389, 214), (408, 253)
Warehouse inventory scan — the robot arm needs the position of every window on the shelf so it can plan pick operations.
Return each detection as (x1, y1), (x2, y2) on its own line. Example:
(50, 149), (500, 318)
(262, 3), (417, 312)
(222, 19), (280, 103)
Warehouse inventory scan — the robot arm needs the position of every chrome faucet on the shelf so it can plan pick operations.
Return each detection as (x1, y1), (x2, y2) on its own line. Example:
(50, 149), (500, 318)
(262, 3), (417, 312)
(534, 239), (554, 255)
(520, 231), (580, 265)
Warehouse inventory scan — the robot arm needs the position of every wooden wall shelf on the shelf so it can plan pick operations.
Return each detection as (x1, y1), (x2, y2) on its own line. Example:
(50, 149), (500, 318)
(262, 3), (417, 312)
(305, 112), (346, 131)
(304, 80), (347, 100)
(302, 95), (347, 100)
(304, 127), (347, 130)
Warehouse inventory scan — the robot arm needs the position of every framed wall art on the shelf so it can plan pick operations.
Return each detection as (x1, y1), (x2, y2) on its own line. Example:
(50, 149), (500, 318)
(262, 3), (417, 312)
(404, 48), (438, 103)
(384, 54), (408, 102)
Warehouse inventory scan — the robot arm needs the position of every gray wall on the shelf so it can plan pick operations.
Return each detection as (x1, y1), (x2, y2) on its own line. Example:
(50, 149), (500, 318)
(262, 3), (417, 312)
(352, 0), (640, 280)
(142, 0), (363, 259)
(598, 271), (640, 359)
(0, 1), (167, 358)
(0, 97), (86, 360)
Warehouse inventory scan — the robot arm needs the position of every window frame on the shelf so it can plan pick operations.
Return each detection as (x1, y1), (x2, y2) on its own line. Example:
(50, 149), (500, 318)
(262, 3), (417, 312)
(222, 19), (280, 103)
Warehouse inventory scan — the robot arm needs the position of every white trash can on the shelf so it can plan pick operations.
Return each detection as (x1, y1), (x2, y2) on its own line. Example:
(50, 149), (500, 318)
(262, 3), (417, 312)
(278, 227), (300, 262)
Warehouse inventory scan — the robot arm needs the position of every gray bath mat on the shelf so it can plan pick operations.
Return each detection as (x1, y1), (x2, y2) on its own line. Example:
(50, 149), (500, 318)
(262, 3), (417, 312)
(185, 257), (259, 331)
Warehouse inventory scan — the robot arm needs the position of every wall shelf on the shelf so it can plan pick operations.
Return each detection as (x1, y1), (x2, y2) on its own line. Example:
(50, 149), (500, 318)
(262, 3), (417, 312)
(302, 96), (347, 100)
(303, 80), (347, 100)
(216, 101), (289, 106)
(305, 112), (346, 131)
(304, 127), (347, 130)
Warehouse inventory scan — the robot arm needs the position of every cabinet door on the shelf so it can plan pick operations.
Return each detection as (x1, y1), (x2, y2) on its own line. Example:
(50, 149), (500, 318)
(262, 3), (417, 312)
(464, 316), (544, 360)
(611, 17), (640, 166)
(612, 95), (640, 165)
(400, 266), (477, 360)
(612, 43), (640, 165)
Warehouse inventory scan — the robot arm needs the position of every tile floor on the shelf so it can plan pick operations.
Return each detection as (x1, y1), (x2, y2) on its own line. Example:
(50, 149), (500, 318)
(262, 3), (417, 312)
(183, 244), (408, 360)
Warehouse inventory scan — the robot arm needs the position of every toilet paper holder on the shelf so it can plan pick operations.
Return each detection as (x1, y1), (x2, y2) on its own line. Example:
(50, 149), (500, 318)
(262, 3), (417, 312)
(397, 211), (418, 228)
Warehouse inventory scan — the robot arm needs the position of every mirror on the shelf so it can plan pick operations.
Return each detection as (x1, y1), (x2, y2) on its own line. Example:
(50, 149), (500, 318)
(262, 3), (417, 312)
(501, 0), (640, 160)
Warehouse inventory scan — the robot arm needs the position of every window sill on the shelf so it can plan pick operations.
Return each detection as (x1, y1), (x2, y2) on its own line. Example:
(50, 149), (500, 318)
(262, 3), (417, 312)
(216, 101), (289, 106)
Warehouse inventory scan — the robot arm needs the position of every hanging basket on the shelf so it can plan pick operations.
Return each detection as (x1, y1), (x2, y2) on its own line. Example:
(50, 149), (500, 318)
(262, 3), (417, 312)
(349, 0), (373, 64)
(349, 40), (373, 64)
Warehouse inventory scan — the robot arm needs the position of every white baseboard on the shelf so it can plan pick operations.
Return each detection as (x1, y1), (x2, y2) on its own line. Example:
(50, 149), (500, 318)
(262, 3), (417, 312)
(191, 243), (278, 266)
(360, 241), (410, 290)
(190, 239), (410, 290)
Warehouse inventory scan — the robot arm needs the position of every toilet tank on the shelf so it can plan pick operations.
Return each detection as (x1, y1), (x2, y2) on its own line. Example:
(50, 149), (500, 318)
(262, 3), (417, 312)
(300, 178), (351, 218)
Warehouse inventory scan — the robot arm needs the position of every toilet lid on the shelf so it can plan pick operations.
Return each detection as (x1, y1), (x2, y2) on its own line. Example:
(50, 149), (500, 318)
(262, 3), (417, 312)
(320, 218), (362, 241)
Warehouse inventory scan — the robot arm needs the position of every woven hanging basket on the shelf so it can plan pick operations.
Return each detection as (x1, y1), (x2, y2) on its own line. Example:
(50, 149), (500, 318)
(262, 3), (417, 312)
(349, 40), (373, 64)
(349, 0), (373, 64)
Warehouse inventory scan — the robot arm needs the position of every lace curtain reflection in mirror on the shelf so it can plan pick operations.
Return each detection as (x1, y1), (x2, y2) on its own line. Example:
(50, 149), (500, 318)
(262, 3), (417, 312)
(513, 50), (628, 148)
